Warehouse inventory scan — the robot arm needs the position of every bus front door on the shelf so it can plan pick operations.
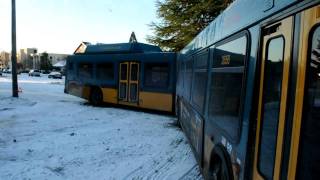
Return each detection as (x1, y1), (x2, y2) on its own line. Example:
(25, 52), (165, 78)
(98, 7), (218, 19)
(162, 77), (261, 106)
(118, 62), (140, 104)
(253, 16), (293, 180)
(288, 6), (320, 180)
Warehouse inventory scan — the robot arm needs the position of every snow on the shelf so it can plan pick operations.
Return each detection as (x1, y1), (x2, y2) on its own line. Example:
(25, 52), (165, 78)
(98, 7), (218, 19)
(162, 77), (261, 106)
(0, 74), (202, 180)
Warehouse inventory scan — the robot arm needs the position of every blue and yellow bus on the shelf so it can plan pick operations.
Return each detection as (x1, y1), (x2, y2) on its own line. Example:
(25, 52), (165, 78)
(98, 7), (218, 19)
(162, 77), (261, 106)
(176, 0), (320, 179)
(65, 42), (176, 113)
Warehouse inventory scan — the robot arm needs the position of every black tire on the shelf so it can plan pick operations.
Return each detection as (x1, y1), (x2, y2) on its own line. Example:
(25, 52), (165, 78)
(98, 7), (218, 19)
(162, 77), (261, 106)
(90, 87), (103, 106)
(208, 147), (234, 180)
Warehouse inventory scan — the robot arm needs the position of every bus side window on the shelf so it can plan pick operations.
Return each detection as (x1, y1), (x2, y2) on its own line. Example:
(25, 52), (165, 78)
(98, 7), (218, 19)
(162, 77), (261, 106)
(181, 60), (186, 95)
(177, 59), (184, 94)
(185, 59), (193, 101)
(78, 63), (93, 79)
(96, 63), (114, 81)
(208, 35), (247, 140)
(144, 63), (169, 89)
(191, 52), (208, 114)
(68, 62), (73, 71)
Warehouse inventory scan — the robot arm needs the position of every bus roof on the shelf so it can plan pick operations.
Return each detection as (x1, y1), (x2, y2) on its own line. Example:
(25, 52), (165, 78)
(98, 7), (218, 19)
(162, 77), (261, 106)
(180, 0), (298, 56)
(74, 42), (162, 55)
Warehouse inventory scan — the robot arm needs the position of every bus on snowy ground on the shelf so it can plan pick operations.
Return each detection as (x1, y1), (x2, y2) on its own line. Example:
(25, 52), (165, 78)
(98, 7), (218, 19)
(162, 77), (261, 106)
(65, 42), (176, 113)
(176, 0), (320, 179)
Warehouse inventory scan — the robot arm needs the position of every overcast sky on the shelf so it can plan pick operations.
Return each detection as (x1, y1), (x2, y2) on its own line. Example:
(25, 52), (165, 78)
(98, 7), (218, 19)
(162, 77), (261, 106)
(0, 0), (158, 54)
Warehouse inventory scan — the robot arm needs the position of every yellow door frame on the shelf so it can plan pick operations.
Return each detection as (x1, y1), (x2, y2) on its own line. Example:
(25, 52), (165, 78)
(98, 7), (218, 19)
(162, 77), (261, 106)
(287, 5), (320, 180)
(118, 61), (140, 104)
(128, 62), (140, 102)
(253, 16), (293, 180)
(119, 62), (129, 102)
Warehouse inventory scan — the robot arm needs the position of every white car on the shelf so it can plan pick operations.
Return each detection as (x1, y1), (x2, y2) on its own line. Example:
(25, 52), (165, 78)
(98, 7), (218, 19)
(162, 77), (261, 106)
(29, 69), (41, 77)
(48, 72), (62, 79)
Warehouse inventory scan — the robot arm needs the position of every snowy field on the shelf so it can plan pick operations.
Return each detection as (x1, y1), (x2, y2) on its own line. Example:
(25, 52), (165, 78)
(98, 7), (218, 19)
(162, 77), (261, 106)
(0, 74), (202, 180)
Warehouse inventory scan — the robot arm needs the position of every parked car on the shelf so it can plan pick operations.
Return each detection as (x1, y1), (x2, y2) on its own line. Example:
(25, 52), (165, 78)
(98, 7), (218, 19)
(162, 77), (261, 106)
(48, 72), (62, 79)
(20, 70), (30, 74)
(41, 70), (51, 74)
(29, 69), (41, 77)
(3, 69), (11, 73)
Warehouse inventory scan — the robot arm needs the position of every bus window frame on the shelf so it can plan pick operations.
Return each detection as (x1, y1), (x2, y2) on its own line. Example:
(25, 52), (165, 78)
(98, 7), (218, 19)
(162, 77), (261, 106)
(257, 35), (286, 180)
(208, 31), (250, 143)
(77, 62), (94, 79)
(191, 49), (209, 115)
(96, 62), (115, 82)
(68, 61), (74, 71)
(185, 56), (194, 102)
(179, 59), (187, 97)
(142, 62), (171, 92)
(177, 56), (185, 95)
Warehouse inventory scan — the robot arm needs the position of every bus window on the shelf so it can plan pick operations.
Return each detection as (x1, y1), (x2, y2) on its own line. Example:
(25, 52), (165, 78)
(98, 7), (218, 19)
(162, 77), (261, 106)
(97, 63), (114, 81)
(68, 62), (74, 71)
(144, 63), (169, 89)
(131, 63), (138, 81)
(120, 63), (128, 80)
(78, 63), (93, 79)
(192, 52), (208, 113)
(177, 60), (184, 94)
(208, 36), (247, 140)
(185, 59), (193, 100)
(297, 26), (320, 179)
(258, 37), (284, 179)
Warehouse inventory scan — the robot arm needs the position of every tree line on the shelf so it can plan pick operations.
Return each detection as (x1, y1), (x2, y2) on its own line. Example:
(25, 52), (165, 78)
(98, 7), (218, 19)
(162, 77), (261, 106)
(147, 0), (233, 51)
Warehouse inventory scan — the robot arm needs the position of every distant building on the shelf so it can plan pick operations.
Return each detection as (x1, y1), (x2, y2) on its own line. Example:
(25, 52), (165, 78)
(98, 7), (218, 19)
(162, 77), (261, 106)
(19, 48), (38, 70)
(1, 48), (70, 70)
(17, 48), (69, 70)
(0, 51), (10, 69)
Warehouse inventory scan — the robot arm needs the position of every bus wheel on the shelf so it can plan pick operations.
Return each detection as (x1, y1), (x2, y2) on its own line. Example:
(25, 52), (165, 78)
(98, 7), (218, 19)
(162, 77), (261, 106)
(90, 87), (103, 106)
(209, 147), (233, 180)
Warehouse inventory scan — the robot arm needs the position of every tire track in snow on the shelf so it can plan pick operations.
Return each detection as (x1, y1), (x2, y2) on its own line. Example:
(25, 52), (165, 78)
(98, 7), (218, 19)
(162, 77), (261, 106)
(123, 135), (202, 180)
(178, 165), (203, 180)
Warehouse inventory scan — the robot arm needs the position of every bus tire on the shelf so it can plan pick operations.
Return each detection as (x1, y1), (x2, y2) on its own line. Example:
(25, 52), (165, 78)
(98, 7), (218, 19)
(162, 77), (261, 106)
(90, 87), (103, 106)
(208, 146), (234, 180)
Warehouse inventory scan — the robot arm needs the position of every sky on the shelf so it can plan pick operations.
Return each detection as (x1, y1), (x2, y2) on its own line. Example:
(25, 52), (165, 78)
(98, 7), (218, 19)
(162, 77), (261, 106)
(0, 0), (158, 54)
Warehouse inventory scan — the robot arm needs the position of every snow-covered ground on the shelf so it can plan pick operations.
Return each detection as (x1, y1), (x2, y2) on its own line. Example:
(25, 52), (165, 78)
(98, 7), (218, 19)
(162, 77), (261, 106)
(0, 74), (202, 180)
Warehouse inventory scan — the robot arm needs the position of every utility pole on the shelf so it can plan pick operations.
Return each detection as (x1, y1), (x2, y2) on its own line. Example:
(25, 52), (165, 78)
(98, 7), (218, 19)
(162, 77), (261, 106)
(11, 0), (18, 97)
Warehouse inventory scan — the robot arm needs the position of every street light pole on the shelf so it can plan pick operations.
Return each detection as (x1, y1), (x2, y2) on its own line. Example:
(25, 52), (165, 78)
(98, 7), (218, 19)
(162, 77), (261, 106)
(11, 0), (18, 97)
